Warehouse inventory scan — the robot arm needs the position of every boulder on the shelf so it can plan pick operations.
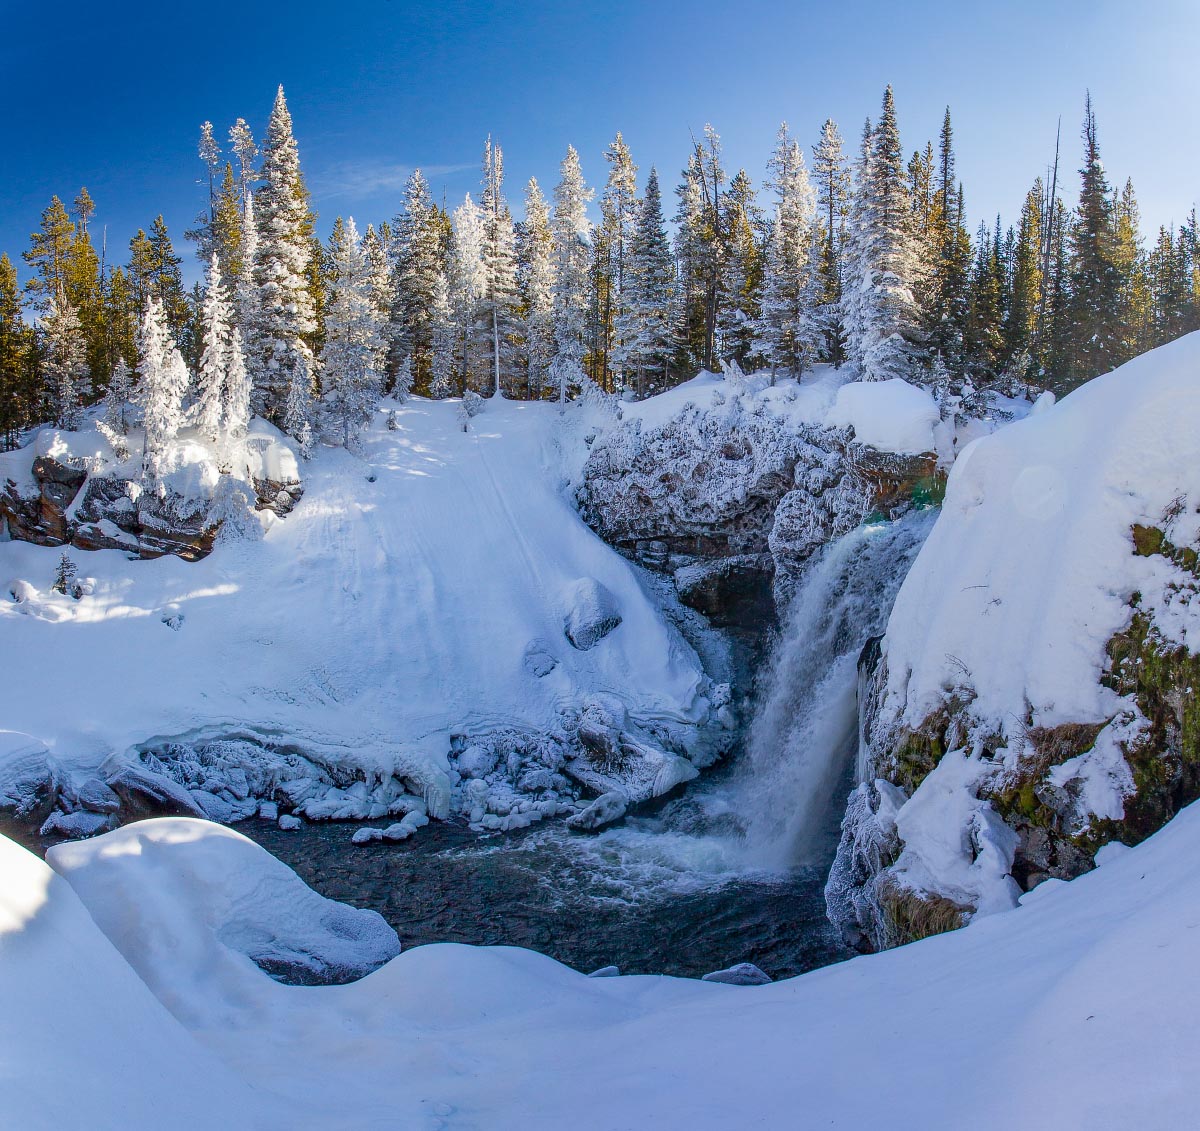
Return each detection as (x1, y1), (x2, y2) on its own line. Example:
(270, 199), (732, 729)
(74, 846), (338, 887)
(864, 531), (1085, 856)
(566, 792), (628, 832)
(563, 578), (622, 650)
(701, 962), (772, 986)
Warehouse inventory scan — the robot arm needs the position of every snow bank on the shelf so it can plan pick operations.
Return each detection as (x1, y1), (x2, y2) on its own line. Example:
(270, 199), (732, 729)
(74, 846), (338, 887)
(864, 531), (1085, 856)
(48, 819), (399, 996)
(828, 377), (940, 455)
(0, 833), (267, 1129)
(885, 330), (1200, 737)
(6, 793), (1200, 1128)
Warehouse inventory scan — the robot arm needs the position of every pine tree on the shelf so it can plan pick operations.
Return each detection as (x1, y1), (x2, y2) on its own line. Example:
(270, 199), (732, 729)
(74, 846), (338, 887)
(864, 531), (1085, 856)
(229, 119), (258, 209)
(282, 352), (315, 459)
(717, 168), (763, 368)
(211, 163), (244, 283)
(223, 327), (252, 441)
(103, 356), (133, 434)
(811, 119), (851, 363)
(322, 217), (385, 449)
(673, 127), (726, 372)
(128, 216), (189, 339)
(23, 196), (74, 310)
(1006, 182), (1044, 367)
(479, 138), (519, 397)
(517, 177), (555, 398)
(42, 292), (90, 429)
(389, 170), (442, 386)
(1064, 94), (1122, 386)
(428, 269), (456, 399)
(620, 167), (675, 398)
(52, 552), (78, 597)
(450, 193), (489, 393)
(756, 124), (818, 376)
(194, 253), (231, 441)
(0, 254), (33, 447)
(841, 88), (924, 382)
(1112, 178), (1150, 359)
(361, 224), (393, 322)
(253, 85), (318, 427)
(598, 133), (639, 389)
(551, 145), (593, 402)
(137, 298), (188, 478)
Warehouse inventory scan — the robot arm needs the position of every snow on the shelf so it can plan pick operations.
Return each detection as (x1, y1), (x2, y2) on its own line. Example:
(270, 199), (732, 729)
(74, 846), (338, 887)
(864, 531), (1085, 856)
(828, 377), (940, 454)
(3, 802), (1200, 1128)
(863, 331), (1200, 915)
(884, 331), (1200, 736)
(0, 396), (714, 823)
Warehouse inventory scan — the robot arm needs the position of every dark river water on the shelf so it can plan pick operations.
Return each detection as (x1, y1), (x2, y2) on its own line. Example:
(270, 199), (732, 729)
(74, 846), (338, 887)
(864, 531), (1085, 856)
(242, 787), (851, 981)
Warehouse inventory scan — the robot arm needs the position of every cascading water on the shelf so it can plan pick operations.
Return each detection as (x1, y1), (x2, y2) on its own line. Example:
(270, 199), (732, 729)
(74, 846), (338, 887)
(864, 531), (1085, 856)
(734, 510), (937, 870)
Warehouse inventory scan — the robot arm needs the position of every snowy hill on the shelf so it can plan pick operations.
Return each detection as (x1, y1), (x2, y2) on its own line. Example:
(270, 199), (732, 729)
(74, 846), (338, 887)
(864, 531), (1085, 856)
(0, 396), (724, 833)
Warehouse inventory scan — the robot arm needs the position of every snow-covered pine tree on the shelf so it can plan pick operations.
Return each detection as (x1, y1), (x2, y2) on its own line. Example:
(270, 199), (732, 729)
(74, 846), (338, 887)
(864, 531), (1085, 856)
(238, 192), (264, 401)
(841, 88), (924, 382)
(517, 177), (555, 398)
(228, 119), (258, 210)
(715, 168), (763, 370)
(223, 327), (251, 443)
(194, 253), (231, 441)
(428, 270), (456, 399)
(394, 354), (413, 402)
(52, 551), (78, 597)
(253, 86), (318, 427)
(42, 291), (90, 429)
(138, 298), (188, 478)
(282, 351), (314, 459)
(479, 138), (519, 397)
(551, 145), (593, 402)
(812, 119), (851, 363)
(389, 170), (442, 387)
(622, 167), (675, 398)
(321, 217), (384, 450)
(361, 224), (394, 324)
(450, 193), (489, 393)
(103, 356), (133, 433)
(598, 133), (639, 390)
(755, 124), (818, 378)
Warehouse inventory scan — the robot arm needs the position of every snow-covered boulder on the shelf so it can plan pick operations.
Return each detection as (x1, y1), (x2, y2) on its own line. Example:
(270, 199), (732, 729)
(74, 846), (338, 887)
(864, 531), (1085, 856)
(828, 379), (940, 455)
(48, 818), (400, 987)
(563, 577), (622, 649)
(829, 332), (1200, 950)
(567, 791), (628, 831)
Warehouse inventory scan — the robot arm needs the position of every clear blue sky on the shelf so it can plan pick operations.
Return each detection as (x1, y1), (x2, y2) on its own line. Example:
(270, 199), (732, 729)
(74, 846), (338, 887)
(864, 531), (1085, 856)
(2, 0), (1197, 286)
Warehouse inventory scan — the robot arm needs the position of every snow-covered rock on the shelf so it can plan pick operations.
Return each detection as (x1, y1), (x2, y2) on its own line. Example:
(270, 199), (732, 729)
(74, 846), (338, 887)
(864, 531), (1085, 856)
(701, 961), (773, 986)
(567, 791), (628, 831)
(829, 332), (1200, 949)
(562, 576), (622, 649)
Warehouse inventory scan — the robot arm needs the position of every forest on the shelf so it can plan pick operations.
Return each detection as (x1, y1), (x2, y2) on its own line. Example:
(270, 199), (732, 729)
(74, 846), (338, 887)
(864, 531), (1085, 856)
(1, 84), (1198, 454)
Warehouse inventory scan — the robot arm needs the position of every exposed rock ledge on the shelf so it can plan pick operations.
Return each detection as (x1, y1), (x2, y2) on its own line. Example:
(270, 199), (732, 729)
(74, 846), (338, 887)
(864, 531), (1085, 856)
(0, 423), (302, 560)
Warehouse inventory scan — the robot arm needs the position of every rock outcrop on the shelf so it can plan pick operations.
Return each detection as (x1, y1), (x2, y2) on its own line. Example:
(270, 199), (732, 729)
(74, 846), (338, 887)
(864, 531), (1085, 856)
(577, 395), (937, 615)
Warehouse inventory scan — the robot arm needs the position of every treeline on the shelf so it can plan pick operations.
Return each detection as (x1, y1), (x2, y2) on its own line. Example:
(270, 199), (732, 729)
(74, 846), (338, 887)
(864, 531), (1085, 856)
(2, 84), (1198, 454)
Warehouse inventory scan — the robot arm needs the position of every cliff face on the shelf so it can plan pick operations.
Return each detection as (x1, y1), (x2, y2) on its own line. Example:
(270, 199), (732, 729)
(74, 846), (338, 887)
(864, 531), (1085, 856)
(826, 333), (1200, 952)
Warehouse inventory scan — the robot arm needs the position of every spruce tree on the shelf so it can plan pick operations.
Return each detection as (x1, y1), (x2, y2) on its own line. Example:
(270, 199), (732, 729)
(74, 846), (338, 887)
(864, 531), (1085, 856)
(42, 292), (90, 430)
(756, 124), (818, 376)
(195, 253), (231, 441)
(841, 88), (924, 382)
(551, 145), (593, 402)
(322, 217), (385, 449)
(103, 356), (133, 434)
(450, 193), (489, 393)
(620, 167), (674, 398)
(23, 196), (74, 310)
(137, 298), (187, 478)
(1064, 94), (1122, 386)
(253, 85), (318, 428)
(223, 327), (252, 442)
(717, 168), (763, 369)
(389, 170), (442, 386)
(0, 254), (32, 447)
(598, 133), (639, 389)
(811, 119), (851, 363)
(479, 138), (519, 396)
(517, 177), (555, 398)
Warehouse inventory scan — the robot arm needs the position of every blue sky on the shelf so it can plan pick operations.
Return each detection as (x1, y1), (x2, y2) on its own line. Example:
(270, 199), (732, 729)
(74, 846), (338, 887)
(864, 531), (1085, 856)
(2, 0), (1197, 286)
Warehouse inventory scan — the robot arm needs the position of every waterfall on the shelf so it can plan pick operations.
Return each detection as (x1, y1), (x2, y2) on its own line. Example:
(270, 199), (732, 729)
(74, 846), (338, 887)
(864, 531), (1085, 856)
(735, 511), (936, 870)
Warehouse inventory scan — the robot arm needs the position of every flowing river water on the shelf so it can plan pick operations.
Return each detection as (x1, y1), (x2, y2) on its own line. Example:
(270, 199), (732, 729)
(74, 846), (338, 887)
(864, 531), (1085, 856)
(244, 512), (936, 981)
